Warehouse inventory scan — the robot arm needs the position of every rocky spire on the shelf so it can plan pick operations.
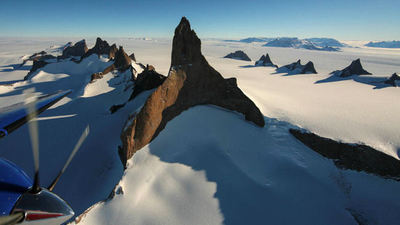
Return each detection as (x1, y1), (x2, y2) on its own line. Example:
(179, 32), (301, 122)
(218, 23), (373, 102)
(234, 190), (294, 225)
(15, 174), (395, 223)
(331, 58), (371, 77)
(171, 17), (204, 66)
(90, 46), (132, 82)
(120, 17), (265, 166)
(108, 44), (118, 60)
(81, 37), (114, 60)
(60, 39), (88, 58)
(113, 46), (132, 71)
(301, 61), (317, 74)
(255, 53), (278, 68)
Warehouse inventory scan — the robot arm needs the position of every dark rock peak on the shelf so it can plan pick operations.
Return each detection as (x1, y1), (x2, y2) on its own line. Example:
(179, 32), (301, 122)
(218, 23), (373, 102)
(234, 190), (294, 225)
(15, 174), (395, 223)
(89, 46), (132, 83)
(75, 39), (86, 45)
(120, 17), (265, 166)
(283, 59), (302, 70)
(384, 73), (400, 87)
(24, 60), (49, 80)
(28, 51), (47, 59)
(331, 58), (372, 77)
(129, 65), (166, 100)
(290, 129), (400, 180)
(224, 50), (251, 61)
(301, 61), (317, 74)
(114, 46), (132, 71)
(23, 51), (55, 63)
(22, 51), (58, 80)
(255, 53), (278, 68)
(109, 44), (118, 60)
(278, 59), (317, 74)
(82, 37), (117, 60)
(171, 17), (203, 66)
(94, 37), (111, 52)
(129, 53), (136, 62)
(61, 39), (88, 58)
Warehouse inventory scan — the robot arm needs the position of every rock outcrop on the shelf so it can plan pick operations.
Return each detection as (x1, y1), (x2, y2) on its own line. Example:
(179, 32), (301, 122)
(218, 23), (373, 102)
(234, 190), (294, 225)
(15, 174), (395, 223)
(20, 51), (56, 68)
(90, 46), (132, 82)
(277, 59), (317, 74)
(255, 53), (278, 68)
(22, 52), (59, 80)
(129, 53), (136, 62)
(129, 65), (166, 100)
(120, 17), (265, 166)
(290, 129), (400, 180)
(301, 61), (317, 74)
(108, 44), (118, 60)
(60, 40), (88, 58)
(82, 38), (116, 60)
(384, 73), (400, 87)
(24, 60), (49, 80)
(224, 50), (251, 61)
(113, 46), (132, 71)
(331, 59), (371, 77)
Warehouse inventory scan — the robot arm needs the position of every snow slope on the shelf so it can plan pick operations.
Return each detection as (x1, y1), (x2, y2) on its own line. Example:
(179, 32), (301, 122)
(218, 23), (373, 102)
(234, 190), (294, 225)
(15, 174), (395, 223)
(76, 106), (400, 225)
(1, 37), (400, 225)
(365, 41), (400, 49)
(0, 40), (147, 217)
(105, 37), (400, 158)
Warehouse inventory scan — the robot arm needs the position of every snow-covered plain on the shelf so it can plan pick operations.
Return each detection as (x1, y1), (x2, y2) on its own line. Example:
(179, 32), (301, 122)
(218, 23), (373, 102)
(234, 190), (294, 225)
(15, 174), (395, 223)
(0, 37), (400, 225)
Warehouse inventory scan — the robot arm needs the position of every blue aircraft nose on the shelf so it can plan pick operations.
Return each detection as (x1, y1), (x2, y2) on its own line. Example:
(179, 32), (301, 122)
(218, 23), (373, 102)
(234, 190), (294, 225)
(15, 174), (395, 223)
(0, 158), (32, 216)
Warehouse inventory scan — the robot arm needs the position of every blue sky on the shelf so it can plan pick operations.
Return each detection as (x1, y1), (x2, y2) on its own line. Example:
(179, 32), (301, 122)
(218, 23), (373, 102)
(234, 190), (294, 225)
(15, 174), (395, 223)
(0, 0), (398, 40)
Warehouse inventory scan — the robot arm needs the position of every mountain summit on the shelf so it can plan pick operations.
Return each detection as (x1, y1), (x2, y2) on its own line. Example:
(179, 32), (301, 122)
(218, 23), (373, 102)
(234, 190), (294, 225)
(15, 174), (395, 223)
(120, 17), (265, 165)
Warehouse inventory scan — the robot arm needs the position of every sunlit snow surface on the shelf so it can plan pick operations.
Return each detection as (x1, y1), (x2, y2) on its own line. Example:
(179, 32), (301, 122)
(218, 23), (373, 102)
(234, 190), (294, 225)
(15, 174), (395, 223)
(0, 37), (400, 225)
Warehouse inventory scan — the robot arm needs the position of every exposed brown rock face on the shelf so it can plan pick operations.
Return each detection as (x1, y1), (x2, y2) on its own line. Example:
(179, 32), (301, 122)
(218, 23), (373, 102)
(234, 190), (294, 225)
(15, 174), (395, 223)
(20, 51), (56, 68)
(82, 38), (114, 60)
(108, 44), (118, 60)
(129, 65), (166, 100)
(114, 46), (132, 71)
(290, 129), (400, 180)
(331, 58), (371, 77)
(120, 17), (265, 166)
(61, 40), (88, 58)
(90, 46), (132, 83)
(24, 60), (49, 80)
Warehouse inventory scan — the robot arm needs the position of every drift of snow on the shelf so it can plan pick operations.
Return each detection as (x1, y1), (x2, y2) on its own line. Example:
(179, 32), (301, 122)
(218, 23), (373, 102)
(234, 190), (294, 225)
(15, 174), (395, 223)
(75, 106), (400, 225)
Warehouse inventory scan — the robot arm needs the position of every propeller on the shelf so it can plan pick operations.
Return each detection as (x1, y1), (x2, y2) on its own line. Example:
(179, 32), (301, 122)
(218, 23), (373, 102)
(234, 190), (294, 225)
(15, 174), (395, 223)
(22, 88), (89, 193)
(48, 125), (90, 191)
(23, 88), (41, 193)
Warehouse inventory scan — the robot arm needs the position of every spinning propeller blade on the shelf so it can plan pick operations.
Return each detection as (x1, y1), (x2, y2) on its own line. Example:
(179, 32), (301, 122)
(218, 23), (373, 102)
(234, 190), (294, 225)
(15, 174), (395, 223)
(23, 89), (41, 193)
(48, 125), (90, 191)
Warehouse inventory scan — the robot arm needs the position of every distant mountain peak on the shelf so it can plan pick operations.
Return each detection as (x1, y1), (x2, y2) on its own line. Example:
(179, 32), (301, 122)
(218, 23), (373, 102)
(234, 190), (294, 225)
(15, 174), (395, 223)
(331, 58), (371, 77)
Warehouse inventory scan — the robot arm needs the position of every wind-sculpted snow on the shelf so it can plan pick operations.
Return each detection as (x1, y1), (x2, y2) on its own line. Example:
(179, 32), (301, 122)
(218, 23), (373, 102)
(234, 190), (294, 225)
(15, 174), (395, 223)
(75, 106), (400, 225)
